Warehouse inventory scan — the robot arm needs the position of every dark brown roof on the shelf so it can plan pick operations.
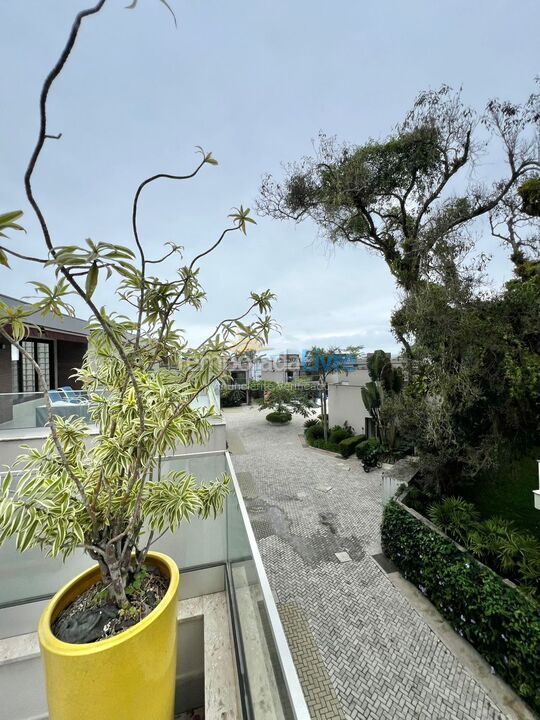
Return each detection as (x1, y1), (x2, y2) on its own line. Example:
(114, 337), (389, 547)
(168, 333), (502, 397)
(0, 293), (88, 338)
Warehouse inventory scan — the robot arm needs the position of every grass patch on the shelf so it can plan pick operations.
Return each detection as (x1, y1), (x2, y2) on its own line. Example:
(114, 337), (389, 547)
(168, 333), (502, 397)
(458, 448), (540, 540)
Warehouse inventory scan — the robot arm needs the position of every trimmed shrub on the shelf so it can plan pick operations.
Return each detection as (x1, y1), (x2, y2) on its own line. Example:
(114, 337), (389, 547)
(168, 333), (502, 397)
(329, 425), (352, 444)
(339, 434), (366, 458)
(266, 411), (292, 424)
(307, 438), (341, 453)
(382, 500), (540, 712)
(305, 421), (325, 441)
(221, 387), (245, 407)
(355, 437), (380, 460)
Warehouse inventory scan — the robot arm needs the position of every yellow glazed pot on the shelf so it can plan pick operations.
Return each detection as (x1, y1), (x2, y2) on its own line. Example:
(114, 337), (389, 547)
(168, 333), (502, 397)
(38, 551), (179, 720)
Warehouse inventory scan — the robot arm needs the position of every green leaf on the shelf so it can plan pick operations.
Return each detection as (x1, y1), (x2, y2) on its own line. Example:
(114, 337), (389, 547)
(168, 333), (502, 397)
(1, 472), (11, 496)
(17, 518), (39, 552)
(0, 210), (23, 224)
(86, 263), (99, 299)
(0, 249), (10, 268)
(0, 210), (25, 234)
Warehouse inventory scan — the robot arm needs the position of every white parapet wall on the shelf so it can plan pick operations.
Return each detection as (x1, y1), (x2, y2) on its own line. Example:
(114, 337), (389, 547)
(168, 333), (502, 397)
(0, 418), (226, 469)
(381, 457), (420, 505)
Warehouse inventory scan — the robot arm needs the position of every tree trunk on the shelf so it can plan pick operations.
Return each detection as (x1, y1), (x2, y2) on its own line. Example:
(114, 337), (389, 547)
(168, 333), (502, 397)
(104, 544), (129, 607)
(321, 384), (328, 441)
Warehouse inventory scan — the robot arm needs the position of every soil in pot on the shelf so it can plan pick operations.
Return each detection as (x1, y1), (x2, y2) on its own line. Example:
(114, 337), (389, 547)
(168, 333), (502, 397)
(52, 565), (169, 644)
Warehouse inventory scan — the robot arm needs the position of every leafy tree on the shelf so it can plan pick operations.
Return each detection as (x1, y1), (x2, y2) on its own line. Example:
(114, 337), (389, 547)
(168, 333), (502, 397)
(391, 262), (540, 490)
(260, 84), (539, 486)
(0, 2), (274, 608)
(259, 86), (540, 297)
(259, 382), (316, 419)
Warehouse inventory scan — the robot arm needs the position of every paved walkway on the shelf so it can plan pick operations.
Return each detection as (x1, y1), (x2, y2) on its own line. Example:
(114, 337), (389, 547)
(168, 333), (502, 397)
(225, 406), (506, 720)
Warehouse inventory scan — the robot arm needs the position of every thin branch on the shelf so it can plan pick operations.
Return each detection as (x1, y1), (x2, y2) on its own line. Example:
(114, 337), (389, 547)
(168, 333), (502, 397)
(0, 246), (48, 264)
(188, 226), (236, 271)
(131, 161), (206, 349)
(146, 246), (179, 264)
(412, 128), (471, 239)
(24, 0), (107, 253)
(22, 0), (147, 451)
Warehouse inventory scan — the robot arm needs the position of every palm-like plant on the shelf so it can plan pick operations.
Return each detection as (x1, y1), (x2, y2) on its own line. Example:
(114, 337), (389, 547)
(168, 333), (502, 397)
(428, 497), (479, 543)
(362, 350), (404, 451)
(361, 381), (382, 429)
(0, 2), (274, 608)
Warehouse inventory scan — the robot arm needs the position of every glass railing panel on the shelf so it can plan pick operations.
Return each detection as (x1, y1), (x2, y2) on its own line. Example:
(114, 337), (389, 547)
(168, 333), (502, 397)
(0, 388), (213, 433)
(189, 391), (210, 411)
(0, 392), (47, 431)
(230, 557), (295, 720)
(0, 539), (89, 608)
(226, 454), (309, 720)
(0, 452), (228, 609)
(0, 391), (93, 431)
(151, 452), (228, 569)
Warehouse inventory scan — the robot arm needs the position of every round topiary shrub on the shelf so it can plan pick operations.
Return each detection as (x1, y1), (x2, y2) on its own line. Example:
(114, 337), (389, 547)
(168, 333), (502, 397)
(305, 421), (325, 440)
(329, 425), (352, 444)
(355, 437), (380, 460)
(266, 411), (292, 424)
(338, 434), (366, 458)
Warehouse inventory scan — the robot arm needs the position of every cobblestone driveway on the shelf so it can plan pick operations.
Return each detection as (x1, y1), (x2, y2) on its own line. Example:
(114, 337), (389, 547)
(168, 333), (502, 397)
(225, 406), (506, 720)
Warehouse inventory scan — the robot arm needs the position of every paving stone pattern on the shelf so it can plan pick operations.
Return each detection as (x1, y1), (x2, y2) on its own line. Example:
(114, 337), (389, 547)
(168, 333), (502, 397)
(225, 406), (506, 720)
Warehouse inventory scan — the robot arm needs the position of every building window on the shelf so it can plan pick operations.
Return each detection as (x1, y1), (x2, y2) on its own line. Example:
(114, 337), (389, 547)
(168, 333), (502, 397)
(231, 370), (247, 385)
(16, 340), (54, 393)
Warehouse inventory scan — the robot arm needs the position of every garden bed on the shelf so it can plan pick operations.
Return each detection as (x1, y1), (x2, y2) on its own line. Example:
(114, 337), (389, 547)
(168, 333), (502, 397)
(381, 497), (540, 714)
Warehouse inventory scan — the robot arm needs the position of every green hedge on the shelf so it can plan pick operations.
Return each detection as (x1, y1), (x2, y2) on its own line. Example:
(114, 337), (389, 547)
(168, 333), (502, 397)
(306, 437), (341, 453)
(382, 500), (540, 712)
(329, 426), (352, 444)
(304, 423), (355, 453)
(266, 411), (292, 424)
(305, 421), (325, 441)
(355, 437), (380, 460)
(339, 434), (366, 458)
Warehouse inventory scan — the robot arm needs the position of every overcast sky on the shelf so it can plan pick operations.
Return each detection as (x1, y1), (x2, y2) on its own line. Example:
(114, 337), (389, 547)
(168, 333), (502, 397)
(1, 0), (538, 356)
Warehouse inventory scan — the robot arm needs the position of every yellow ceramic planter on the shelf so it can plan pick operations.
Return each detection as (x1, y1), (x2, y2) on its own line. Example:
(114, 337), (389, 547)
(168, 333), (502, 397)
(38, 551), (179, 720)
